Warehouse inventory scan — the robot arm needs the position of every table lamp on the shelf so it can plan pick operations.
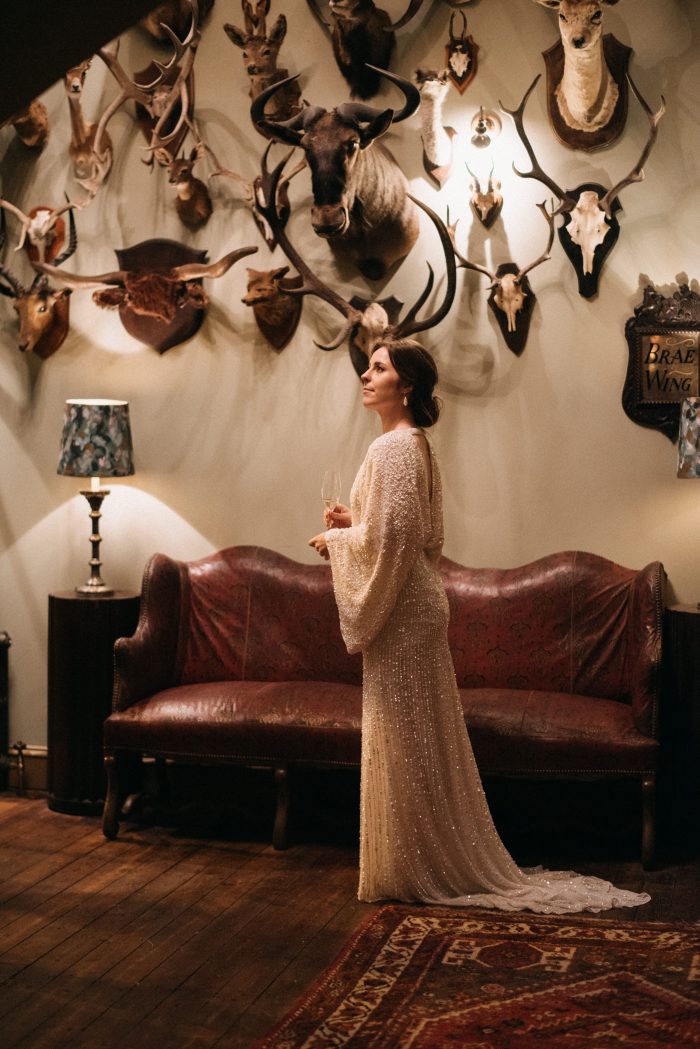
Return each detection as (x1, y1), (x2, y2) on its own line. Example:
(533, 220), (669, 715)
(57, 399), (135, 595)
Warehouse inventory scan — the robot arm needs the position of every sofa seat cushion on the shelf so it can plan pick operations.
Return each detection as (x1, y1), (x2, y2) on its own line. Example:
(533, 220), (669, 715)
(461, 688), (658, 774)
(104, 680), (362, 766)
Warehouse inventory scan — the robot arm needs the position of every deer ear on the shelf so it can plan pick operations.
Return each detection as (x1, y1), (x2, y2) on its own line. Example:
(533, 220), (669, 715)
(223, 23), (247, 48)
(359, 109), (393, 148)
(269, 14), (287, 44)
(270, 266), (290, 280)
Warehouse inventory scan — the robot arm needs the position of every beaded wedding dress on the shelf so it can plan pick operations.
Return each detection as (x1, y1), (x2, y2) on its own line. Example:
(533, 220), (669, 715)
(325, 428), (650, 913)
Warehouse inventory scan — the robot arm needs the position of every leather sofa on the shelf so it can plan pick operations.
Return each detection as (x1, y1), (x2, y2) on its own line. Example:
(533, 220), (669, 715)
(103, 546), (665, 866)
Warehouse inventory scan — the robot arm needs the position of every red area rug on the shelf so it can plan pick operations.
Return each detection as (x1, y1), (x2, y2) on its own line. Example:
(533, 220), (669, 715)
(254, 905), (700, 1047)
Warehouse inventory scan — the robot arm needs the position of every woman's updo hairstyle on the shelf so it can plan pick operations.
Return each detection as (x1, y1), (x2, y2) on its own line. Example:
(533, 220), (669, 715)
(386, 338), (442, 428)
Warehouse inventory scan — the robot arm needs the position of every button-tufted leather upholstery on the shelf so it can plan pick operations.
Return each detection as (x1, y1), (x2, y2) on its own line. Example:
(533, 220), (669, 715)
(103, 546), (664, 864)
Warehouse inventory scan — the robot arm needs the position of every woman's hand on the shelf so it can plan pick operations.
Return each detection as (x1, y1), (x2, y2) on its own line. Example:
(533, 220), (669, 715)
(324, 502), (352, 529)
(309, 532), (330, 560)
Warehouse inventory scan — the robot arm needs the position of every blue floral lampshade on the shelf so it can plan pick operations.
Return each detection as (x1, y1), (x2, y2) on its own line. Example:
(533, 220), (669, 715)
(57, 399), (135, 478)
(677, 398), (700, 479)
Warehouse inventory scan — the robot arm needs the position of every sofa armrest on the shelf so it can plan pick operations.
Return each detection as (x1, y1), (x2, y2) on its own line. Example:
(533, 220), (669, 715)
(626, 560), (665, 738)
(112, 553), (185, 712)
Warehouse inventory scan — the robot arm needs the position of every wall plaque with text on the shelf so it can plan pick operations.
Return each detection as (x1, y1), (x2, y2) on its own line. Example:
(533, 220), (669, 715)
(623, 284), (700, 442)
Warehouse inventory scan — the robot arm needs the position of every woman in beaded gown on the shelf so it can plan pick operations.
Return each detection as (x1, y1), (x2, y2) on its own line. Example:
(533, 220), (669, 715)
(309, 340), (650, 914)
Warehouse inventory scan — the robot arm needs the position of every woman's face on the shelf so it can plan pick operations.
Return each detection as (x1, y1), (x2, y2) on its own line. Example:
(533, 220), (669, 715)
(361, 346), (409, 414)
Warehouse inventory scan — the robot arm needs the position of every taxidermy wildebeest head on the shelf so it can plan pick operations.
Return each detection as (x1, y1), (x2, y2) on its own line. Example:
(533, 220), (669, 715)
(252, 66), (420, 280)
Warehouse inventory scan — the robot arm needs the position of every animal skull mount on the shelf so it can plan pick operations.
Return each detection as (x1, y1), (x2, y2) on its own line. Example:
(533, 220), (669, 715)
(446, 10), (479, 94)
(448, 202), (555, 356)
(467, 163), (503, 228)
(242, 266), (304, 350)
(36, 239), (257, 353)
(501, 73), (664, 298)
(532, 0), (631, 151)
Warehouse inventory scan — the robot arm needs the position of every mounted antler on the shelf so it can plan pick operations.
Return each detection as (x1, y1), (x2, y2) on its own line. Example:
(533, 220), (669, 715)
(447, 201), (555, 354)
(256, 148), (456, 375)
(501, 73), (665, 297)
(96, 0), (200, 167)
(207, 139), (305, 249)
(598, 74), (666, 216)
(0, 188), (94, 265)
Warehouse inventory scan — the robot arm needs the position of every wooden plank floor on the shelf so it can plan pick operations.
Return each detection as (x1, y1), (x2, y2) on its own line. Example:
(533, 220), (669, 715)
(0, 792), (698, 1049)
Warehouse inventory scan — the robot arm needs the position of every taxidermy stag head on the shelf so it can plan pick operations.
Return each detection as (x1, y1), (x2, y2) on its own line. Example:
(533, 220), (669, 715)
(10, 99), (49, 151)
(242, 266), (303, 350)
(252, 66), (420, 280)
(447, 201), (555, 355)
(467, 162), (502, 228)
(224, 0), (303, 126)
(37, 240), (257, 353)
(414, 69), (455, 188)
(0, 211), (76, 358)
(257, 152), (456, 376)
(97, 0), (200, 168)
(445, 10), (479, 94)
(306, 0), (424, 100)
(167, 142), (213, 227)
(501, 73), (665, 298)
(532, 0), (631, 150)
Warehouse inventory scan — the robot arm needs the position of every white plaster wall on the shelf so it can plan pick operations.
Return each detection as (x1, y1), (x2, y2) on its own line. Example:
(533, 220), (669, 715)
(0, 0), (698, 746)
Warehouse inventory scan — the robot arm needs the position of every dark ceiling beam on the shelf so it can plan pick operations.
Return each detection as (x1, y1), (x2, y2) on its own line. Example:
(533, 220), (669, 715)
(0, 0), (164, 126)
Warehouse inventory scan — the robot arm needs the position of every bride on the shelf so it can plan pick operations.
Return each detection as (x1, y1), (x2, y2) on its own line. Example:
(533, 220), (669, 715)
(309, 338), (650, 913)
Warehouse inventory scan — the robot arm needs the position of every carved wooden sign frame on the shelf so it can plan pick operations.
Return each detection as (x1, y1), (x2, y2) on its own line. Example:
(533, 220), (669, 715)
(622, 284), (700, 442)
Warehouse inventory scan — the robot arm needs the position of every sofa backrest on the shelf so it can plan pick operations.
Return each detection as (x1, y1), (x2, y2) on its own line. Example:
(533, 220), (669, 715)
(441, 550), (663, 703)
(179, 545), (362, 685)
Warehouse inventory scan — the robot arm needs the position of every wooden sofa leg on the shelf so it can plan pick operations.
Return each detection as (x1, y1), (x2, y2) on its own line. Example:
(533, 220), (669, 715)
(103, 754), (121, 840)
(273, 766), (290, 850)
(641, 774), (656, 870)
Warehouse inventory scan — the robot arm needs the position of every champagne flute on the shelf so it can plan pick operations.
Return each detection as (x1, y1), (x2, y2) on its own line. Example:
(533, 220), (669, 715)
(321, 470), (341, 527)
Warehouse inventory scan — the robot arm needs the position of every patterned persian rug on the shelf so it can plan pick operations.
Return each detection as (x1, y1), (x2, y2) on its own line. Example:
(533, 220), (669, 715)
(254, 905), (700, 1048)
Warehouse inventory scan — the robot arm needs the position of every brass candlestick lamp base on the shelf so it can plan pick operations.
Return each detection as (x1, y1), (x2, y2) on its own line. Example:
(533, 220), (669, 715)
(77, 487), (114, 595)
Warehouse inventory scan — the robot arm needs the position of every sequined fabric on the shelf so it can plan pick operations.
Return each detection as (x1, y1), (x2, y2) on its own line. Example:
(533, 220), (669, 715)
(325, 429), (650, 914)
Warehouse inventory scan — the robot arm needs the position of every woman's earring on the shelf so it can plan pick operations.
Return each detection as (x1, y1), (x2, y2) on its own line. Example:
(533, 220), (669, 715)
(403, 394), (408, 407)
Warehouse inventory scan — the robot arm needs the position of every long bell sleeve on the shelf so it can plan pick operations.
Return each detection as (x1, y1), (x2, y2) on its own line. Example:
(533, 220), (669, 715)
(325, 432), (429, 654)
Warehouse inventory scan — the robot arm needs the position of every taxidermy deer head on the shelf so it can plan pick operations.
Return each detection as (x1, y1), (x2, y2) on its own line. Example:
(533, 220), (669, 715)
(10, 99), (49, 151)
(224, 0), (303, 126)
(0, 211), (76, 358)
(167, 142), (213, 227)
(252, 66), (420, 279)
(531, 0), (631, 149)
(501, 73), (665, 298)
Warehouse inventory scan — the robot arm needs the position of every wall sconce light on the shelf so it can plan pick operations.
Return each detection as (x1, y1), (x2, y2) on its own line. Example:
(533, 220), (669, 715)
(57, 399), (135, 595)
(470, 106), (501, 149)
(677, 398), (700, 479)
